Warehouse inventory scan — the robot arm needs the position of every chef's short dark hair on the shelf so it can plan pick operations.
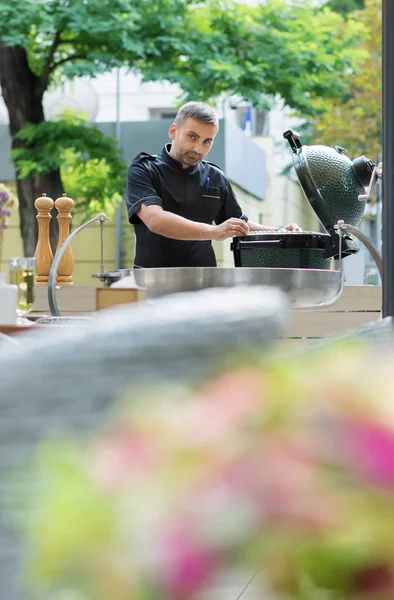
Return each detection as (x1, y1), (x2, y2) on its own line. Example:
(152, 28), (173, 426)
(175, 101), (219, 130)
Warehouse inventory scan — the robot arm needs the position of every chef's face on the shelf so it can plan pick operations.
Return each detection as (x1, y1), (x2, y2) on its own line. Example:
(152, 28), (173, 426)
(169, 117), (217, 168)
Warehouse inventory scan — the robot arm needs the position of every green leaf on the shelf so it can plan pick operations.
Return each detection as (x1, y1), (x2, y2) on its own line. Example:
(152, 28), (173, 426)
(308, 0), (381, 160)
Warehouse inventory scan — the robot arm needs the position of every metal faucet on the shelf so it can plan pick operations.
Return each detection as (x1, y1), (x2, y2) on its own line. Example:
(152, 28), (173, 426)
(336, 220), (383, 281)
(48, 213), (109, 316)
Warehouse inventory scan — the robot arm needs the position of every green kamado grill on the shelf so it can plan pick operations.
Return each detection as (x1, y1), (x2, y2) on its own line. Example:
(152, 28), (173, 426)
(232, 130), (375, 269)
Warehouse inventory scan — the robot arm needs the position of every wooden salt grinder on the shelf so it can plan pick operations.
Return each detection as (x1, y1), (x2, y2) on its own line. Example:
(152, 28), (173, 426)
(34, 193), (54, 286)
(55, 193), (74, 286)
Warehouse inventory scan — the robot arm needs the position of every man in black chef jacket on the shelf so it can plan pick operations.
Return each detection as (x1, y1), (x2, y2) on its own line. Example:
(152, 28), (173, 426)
(125, 101), (301, 268)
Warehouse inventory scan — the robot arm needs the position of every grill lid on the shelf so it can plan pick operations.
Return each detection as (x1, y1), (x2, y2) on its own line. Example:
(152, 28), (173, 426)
(283, 130), (374, 233)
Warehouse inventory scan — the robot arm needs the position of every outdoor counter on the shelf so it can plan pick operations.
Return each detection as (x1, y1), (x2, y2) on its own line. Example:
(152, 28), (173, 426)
(16, 284), (382, 350)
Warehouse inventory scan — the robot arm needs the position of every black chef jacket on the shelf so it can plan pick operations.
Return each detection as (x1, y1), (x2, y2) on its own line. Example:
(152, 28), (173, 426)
(125, 144), (248, 268)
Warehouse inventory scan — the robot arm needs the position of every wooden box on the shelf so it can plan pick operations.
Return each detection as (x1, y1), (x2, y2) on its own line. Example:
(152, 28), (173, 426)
(95, 287), (147, 311)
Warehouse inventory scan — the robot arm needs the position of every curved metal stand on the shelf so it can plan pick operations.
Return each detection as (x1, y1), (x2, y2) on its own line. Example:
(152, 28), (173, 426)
(337, 221), (383, 281)
(48, 213), (109, 316)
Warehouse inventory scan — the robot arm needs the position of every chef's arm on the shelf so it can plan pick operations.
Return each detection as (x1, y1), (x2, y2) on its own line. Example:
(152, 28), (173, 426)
(248, 220), (302, 232)
(137, 204), (250, 241)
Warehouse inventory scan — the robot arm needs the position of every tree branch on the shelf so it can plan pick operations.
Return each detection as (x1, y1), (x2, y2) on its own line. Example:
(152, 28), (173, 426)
(49, 54), (87, 73)
(40, 30), (62, 91)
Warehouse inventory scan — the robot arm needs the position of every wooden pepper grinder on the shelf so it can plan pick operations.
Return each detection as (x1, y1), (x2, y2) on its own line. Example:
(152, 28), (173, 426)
(55, 193), (74, 286)
(34, 193), (54, 286)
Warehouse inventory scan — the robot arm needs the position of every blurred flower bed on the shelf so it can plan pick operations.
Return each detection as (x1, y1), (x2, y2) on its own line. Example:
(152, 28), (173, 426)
(26, 340), (394, 600)
(0, 183), (17, 264)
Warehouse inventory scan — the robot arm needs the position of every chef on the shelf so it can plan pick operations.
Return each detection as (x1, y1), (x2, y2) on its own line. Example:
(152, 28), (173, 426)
(125, 101), (301, 268)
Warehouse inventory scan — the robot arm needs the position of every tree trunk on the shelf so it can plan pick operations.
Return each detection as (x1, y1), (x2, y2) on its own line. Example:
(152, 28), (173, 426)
(0, 45), (61, 255)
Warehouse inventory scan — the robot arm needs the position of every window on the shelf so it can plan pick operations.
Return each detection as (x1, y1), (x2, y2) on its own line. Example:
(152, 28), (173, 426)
(234, 107), (269, 137)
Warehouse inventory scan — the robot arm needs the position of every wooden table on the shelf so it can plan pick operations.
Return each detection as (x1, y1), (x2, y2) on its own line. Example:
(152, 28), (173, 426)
(0, 322), (39, 336)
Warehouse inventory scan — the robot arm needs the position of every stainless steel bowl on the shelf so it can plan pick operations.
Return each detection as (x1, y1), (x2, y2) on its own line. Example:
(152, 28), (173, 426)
(127, 267), (343, 308)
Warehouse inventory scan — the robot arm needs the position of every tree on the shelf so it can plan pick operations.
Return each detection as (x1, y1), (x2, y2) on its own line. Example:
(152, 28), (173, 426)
(309, 0), (381, 160)
(0, 0), (366, 254)
(140, 1), (367, 115)
(0, 0), (193, 253)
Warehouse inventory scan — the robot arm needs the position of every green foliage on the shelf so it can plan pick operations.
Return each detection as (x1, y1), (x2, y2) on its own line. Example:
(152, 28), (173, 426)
(139, 1), (368, 116)
(11, 112), (127, 220)
(309, 0), (381, 159)
(60, 149), (124, 221)
(0, 0), (51, 48)
(0, 0), (367, 116)
(0, 0), (195, 82)
(27, 441), (114, 589)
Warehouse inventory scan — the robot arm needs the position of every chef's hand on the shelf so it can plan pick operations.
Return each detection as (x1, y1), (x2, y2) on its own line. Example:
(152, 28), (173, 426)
(213, 218), (250, 241)
(281, 223), (303, 232)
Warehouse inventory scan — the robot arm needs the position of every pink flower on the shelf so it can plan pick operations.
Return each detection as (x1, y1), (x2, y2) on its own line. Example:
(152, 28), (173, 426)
(90, 427), (159, 490)
(188, 369), (263, 445)
(195, 436), (337, 535)
(342, 420), (394, 488)
(159, 527), (218, 598)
